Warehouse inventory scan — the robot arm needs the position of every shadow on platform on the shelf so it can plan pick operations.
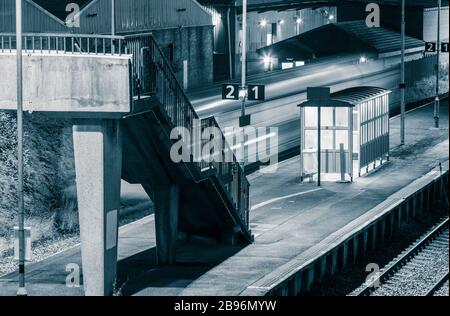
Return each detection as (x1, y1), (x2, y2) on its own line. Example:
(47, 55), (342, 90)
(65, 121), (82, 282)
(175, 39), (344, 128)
(116, 243), (244, 296)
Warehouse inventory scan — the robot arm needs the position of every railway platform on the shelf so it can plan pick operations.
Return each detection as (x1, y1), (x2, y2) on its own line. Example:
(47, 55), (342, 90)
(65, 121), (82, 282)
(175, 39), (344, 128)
(0, 100), (448, 296)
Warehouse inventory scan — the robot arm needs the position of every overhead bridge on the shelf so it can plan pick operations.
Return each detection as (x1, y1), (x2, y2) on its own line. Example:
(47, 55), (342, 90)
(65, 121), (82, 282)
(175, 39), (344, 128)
(0, 32), (252, 296)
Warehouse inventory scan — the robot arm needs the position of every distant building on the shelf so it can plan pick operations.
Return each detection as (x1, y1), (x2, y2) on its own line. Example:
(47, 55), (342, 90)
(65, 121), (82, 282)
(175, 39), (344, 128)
(0, 0), (214, 89)
(257, 21), (425, 70)
(336, 0), (449, 42)
(200, 0), (337, 78)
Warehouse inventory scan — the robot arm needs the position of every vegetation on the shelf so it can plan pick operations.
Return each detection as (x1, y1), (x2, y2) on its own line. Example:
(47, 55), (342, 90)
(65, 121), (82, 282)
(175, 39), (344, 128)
(0, 112), (77, 251)
(406, 62), (449, 103)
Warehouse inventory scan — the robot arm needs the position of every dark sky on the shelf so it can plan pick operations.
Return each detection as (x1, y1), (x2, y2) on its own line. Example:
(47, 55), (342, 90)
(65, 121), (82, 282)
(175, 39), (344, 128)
(33, 0), (93, 20)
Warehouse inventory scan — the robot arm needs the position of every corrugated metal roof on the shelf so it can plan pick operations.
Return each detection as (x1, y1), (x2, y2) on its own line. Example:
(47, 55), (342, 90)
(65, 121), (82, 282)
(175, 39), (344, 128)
(76, 0), (213, 35)
(0, 0), (213, 34)
(0, 0), (67, 33)
(257, 20), (424, 59)
(337, 20), (424, 54)
(235, 0), (449, 10)
(331, 86), (390, 104)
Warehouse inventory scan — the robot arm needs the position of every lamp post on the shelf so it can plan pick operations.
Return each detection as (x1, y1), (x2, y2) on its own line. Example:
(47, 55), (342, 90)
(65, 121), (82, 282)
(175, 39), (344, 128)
(15, 0), (27, 297)
(240, 0), (248, 226)
(111, 0), (116, 53)
(434, 0), (441, 128)
(400, 0), (406, 146)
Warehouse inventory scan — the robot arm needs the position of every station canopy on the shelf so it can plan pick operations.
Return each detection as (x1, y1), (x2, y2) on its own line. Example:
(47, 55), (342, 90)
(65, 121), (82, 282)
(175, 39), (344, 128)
(233, 0), (449, 12)
(257, 20), (424, 60)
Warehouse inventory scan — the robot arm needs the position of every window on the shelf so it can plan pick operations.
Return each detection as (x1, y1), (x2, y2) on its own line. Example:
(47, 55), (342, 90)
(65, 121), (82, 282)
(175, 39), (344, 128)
(305, 130), (318, 150)
(336, 107), (348, 127)
(305, 107), (318, 127)
(321, 107), (333, 127)
(336, 130), (349, 150)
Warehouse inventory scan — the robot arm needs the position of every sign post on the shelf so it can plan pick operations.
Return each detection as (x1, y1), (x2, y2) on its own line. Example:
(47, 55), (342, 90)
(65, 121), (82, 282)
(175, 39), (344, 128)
(15, 0), (27, 297)
(434, 0), (441, 128)
(400, 0), (405, 145)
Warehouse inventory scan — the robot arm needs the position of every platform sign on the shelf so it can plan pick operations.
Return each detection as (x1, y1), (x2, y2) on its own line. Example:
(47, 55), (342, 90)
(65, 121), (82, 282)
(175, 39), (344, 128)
(222, 84), (240, 100)
(247, 84), (266, 101)
(442, 42), (449, 53)
(425, 42), (437, 53)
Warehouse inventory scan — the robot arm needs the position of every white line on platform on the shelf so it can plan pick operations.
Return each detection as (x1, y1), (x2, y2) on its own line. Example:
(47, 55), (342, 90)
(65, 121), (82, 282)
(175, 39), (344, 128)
(251, 188), (323, 211)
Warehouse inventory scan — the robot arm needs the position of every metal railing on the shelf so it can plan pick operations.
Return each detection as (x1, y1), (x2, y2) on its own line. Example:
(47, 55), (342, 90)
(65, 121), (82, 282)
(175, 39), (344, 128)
(201, 116), (250, 224)
(123, 33), (250, 227)
(0, 32), (126, 55)
(0, 31), (250, 229)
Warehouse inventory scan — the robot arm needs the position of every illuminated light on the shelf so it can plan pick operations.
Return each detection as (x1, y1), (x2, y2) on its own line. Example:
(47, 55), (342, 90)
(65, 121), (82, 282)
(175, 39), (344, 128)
(328, 14), (334, 20)
(278, 19), (285, 25)
(259, 19), (268, 27)
(239, 88), (247, 99)
(282, 62), (294, 70)
(359, 56), (367, 63)
(263, 56), (272, 64)
(296, 17), (303, 24)
(295, 61), (305, 67)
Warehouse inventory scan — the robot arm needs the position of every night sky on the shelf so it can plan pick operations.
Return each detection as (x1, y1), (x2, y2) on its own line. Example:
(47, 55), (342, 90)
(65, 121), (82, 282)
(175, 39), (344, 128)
(33, 0), (93, 20)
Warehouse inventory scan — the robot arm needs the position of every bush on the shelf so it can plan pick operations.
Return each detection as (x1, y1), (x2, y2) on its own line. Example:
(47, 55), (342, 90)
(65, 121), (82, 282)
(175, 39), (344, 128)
(0, 112), (77, 241)
(407, 62), (449, 103)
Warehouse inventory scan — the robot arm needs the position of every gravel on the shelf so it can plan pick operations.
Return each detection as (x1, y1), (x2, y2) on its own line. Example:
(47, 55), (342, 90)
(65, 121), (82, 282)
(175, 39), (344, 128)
(369, 229), (449, 296)
(433, 281), (449, 296)
(0, 205), (153, 277)
(0, 235), (80, 276)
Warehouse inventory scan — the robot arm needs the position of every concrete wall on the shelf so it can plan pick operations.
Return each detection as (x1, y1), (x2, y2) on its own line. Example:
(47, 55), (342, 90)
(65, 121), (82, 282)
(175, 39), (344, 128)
(153, 26), (214, 89)
(0, 53), (131, 117)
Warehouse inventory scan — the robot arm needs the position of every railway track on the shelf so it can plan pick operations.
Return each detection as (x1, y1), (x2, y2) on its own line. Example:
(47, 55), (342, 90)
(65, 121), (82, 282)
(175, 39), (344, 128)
(352, 217), (449, 296)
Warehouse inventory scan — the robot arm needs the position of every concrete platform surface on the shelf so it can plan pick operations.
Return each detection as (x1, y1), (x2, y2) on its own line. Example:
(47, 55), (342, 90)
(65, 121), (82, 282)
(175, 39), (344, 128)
(0, 101), (448, 296)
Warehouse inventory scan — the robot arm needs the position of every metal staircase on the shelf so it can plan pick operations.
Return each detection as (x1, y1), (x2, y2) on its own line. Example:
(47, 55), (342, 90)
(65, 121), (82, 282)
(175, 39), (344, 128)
(122, 33), (252, 242)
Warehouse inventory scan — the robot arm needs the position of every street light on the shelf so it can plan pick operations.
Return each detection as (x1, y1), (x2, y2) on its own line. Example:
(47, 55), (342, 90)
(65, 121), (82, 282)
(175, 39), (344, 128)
(15, 0), (27, 297)
(434, 0), (441, 128)
(400, 0), (406, 145)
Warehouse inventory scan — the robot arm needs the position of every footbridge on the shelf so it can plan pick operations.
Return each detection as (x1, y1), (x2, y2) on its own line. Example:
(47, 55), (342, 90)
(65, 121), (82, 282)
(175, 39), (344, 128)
(0, 32), (252, 296)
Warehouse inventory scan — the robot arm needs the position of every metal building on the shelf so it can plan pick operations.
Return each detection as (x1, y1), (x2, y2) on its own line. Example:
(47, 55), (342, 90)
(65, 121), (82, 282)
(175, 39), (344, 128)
(0, 0), (67, 33)
(299, 86), (391, 182)
(0, 0), (215, 89)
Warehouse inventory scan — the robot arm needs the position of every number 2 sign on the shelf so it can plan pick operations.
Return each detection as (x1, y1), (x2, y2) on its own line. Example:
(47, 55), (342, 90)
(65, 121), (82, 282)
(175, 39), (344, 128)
(222, 84), (240, 100)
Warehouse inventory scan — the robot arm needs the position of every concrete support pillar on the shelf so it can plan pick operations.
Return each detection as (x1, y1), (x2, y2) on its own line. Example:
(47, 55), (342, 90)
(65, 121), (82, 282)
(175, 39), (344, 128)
(302, 266), (315, 292)
(73, 119), (122, 296)
(380, 219), (386, 243)
(389, 212), (395, 236)
(370, 224), (377, 252)
(288, 274), (301, 296)
(319, 257), (327, 280)
(405, 200), (410, 222)
(362, 230), (368, 256)
(352, 236), (358, 264)
(330, 250), (338, 275)
(341, 242), (349, 269)
(154, 184), (180, 265)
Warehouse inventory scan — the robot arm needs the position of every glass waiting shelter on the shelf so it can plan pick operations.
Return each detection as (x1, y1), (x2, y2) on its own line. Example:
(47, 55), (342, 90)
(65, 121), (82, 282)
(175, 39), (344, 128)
(298, 86), (391, 184)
